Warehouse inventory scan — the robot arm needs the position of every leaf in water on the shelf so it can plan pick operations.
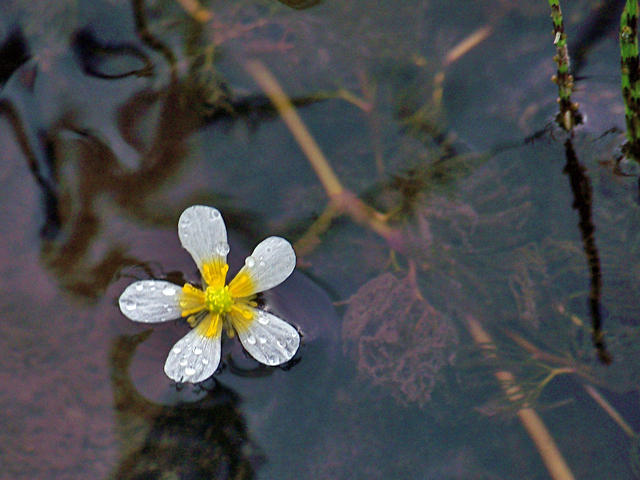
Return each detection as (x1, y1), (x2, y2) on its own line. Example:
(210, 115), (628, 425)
(342, 272), (458, 407)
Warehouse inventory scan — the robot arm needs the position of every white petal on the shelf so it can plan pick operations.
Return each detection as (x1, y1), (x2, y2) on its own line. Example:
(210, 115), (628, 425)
(178, 205), (229, 271)
(164, 326), (221, 383)
(119, 280), (182, 323)
(236, 308), (300, 366)
(229, 237), (296, 296)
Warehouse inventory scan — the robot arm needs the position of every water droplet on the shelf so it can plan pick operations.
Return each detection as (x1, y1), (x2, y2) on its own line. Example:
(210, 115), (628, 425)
(258, 336), (267, 344)
(245, 256), (255, 267)
(258, 315), (269, 325)
(163, 286), (176, 296)
(247, 335), (256, 344)
(193, 347), (202, 355)
(179, 359), (188, 366)
(165, 305), (172, 312)
(185, 367), (196, 375)
(211, 210), (221, 218)
(276, 340), (285, 348)
(135, 284), (144, 291)
(147, 280), (156, 291)
(202, 358), (209, 365)
(215, 241), (230, 256)
(181, 219), (192, 228)
(124, 300), (137, 311)
(173, 347), (182, 354)
(266, 247), (272, 253)
(259, 261), (266, 267)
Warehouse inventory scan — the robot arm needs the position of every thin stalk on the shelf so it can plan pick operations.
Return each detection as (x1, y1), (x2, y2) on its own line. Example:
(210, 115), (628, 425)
(466, 315), (576, 480)
(620, 0), (640, 158)
(548, 0), (582, 131)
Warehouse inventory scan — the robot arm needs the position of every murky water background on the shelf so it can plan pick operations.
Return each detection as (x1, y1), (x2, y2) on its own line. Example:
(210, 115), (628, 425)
(1, 0), (640, 479)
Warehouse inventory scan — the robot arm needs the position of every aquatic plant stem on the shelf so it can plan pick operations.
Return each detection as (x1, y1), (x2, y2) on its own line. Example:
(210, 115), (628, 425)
(245, 59), (344, 198)
(245, 59), (401, 254)
(620, 0), (640, 158)
(175, 0), (211, 22)
(465, 315), (576, 480)
(583, 384), (637, 438)
(548, 0), (582, 131)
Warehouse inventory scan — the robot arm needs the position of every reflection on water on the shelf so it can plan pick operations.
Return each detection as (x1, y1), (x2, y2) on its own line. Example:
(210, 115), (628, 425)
(109, 330), (262, 480)
(2, 0), (640, 479)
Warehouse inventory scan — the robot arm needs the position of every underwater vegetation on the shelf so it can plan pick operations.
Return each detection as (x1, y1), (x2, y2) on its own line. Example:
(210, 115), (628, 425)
(3, 0), (640, 479)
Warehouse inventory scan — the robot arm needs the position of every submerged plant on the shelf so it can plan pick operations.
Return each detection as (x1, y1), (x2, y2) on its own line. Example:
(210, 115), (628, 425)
(118, 205), (300, 383)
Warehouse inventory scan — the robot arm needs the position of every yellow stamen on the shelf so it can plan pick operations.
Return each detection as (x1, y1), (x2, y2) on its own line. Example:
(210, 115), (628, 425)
(228, 271), (256, 298)
(228, 303), (256, 334)
(202, 262), (229, 289)
(204, 285), (233, 314)
(196, 313), (222, 338)
(180, 283), (206, 317)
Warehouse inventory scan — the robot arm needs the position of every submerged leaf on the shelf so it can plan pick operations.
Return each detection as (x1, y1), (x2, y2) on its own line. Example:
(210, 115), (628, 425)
(343, 272), (458, 407)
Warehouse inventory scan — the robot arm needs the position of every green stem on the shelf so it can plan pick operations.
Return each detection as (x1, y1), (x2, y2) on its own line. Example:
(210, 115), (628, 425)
(548, 0), (582, 131)
(621, 0), (640, 158)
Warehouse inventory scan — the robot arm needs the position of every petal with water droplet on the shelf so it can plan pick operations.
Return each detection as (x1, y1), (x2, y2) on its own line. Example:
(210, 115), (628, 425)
(233, 307), (300, 366)
(178, 206), (228, 275)
(228, 237), (296, 297)
(164, 320), (222, 383)
(119, 280), (182, 323)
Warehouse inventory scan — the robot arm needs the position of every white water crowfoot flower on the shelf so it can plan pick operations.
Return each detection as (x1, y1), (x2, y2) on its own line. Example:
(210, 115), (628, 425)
(118, 205), (300, 383)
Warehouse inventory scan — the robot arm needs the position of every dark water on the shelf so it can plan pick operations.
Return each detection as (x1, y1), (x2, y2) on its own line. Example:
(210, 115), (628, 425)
(2, 0), (640, 479)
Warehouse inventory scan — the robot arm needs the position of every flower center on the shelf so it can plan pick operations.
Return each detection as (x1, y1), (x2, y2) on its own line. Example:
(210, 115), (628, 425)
(204, 285), (233, 314)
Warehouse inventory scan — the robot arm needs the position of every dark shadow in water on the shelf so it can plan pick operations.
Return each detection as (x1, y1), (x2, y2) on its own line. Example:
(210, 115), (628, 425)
(109, 330), (262, 480)
(0, 0), (330, 298)
(274, 0), (324, 9)
(563, 137), (612, 364)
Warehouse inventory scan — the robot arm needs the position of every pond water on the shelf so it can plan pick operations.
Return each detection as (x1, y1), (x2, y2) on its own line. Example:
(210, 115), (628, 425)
(1, 0), (640, 479)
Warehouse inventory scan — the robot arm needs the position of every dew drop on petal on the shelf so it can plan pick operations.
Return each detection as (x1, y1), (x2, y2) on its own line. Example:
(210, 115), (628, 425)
(135, 284), (144, 291)
(193, 347), (202, 355)
(211, 210), (221, 219)
(202, 358), (209, 365)
(245, 256), (256, 268)
(124, 300), (137, 311)
(258, 315), (269, 325)
(216, 241), (230, 256)
(185, 367), (196, 376)
(163, 286), (176, 296)
(173, 347), (182, 354)
(259, 261), (266, 267)
(277, 340), (285, 348)
(179, 359), (188, 366)
(247, 335), (256, 345)
(258, 336), (267, 344)
(266, 247), (272, 253)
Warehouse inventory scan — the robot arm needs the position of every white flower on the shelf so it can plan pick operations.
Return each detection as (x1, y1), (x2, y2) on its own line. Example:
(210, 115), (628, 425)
(119, 205), (300, 383)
